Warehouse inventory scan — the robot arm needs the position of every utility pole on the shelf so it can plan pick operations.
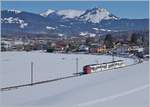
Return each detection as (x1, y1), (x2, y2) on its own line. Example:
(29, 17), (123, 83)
(112, 48), (114, 62)
(31, 61), (34, 85)
(76, 58), (79, 76)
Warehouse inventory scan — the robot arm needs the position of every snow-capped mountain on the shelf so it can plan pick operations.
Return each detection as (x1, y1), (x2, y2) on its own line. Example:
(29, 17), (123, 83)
(1, 8), (149, 37)
(56, 9), (84, 19)
(1, 17), (28, 28)
(40, 9), (55, 17)
(41, 9), (84, 19)
(1, 10), (51, 34)
(79, 7), (119, 23)
(40, 8), (118, 22)
(1, 9), (28, 29)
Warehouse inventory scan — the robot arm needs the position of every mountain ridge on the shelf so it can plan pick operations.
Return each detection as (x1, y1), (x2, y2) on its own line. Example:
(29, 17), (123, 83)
(1, 8), (149, 37)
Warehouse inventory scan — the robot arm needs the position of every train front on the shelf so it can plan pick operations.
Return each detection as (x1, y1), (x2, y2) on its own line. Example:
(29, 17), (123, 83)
(83, 65), (92, 74)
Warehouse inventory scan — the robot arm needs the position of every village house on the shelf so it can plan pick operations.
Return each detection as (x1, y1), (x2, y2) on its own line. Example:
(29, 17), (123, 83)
(1, 40), (12, 51)
(113, 44), (129, 54)
(128, 46), (144, 53)
(89, 43), (107, 53)
(53, 41), (68, 52)
(78, 44), (89, 52)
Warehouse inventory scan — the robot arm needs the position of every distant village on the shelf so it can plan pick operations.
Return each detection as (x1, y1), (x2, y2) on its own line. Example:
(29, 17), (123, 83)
(1, 32), (149, 59)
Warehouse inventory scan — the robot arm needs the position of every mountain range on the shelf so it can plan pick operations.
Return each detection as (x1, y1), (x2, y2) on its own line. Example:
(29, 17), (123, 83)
(1, 8), (149, 37)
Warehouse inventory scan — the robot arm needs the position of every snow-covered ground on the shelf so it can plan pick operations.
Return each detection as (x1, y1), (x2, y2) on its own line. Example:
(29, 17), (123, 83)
(0, 52), (148, 107)
(0, 51), (134, 88)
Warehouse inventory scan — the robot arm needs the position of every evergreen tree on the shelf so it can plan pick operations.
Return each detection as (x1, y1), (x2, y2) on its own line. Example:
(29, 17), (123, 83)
(104, 34), (114, 49)
(130, 33), (138, 45)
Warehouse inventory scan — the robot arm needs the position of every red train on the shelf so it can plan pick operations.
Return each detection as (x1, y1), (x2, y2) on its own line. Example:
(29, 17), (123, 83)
(83, 60), (125, 74)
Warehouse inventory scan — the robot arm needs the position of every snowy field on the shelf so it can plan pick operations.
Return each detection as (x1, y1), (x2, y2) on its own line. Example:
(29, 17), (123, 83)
(0, 51), (149, 107)
(0, 51), (134, 88)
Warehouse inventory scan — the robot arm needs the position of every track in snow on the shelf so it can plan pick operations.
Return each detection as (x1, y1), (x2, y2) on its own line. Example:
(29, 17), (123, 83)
(76, 84), (149, 107)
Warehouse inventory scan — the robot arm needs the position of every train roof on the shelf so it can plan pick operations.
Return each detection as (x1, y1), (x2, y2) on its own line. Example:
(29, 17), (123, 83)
(84, 60), (124, 67)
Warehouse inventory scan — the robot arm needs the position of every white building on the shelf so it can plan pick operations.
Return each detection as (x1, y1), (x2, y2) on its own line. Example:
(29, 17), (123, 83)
(1, 40), (12, 49)
(78, 45), (89, 52)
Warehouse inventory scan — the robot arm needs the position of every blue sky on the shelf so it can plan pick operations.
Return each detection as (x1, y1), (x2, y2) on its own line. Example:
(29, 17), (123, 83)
(1, 1), (149, 19)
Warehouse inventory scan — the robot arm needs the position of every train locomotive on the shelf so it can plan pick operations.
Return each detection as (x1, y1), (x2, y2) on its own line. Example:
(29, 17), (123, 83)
(83, 60), (125, 74)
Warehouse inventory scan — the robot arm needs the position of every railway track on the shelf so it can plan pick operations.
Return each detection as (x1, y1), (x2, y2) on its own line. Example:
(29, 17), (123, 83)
(0, 75), (76, 91)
